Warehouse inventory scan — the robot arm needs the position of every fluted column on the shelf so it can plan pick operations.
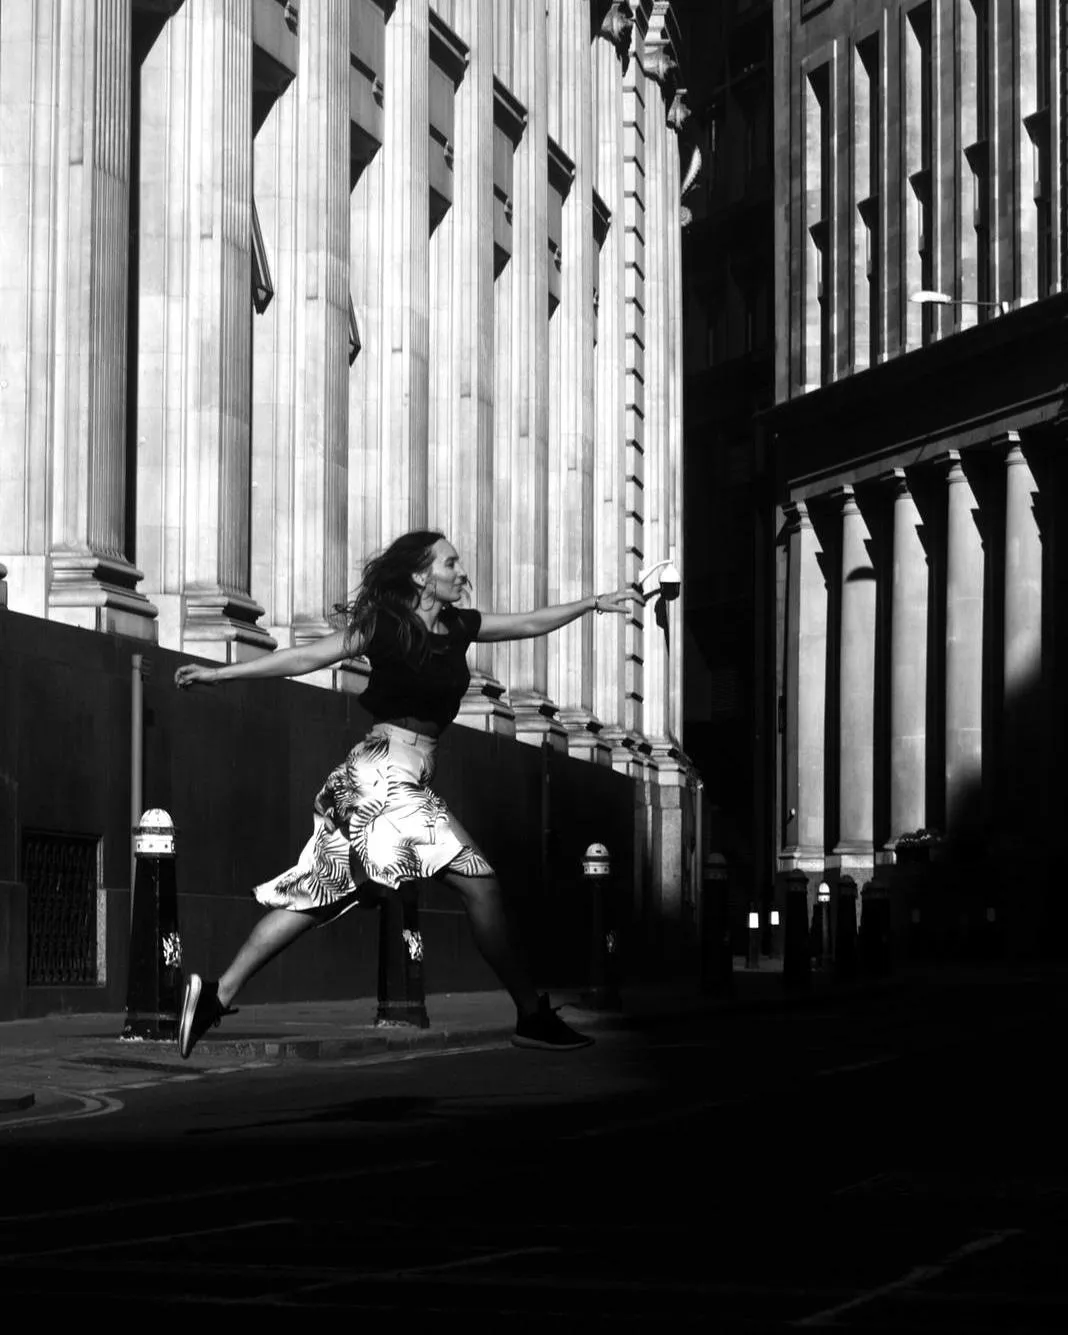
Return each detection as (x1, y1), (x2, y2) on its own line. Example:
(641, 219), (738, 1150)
(943, 451), (984, 832)
(546, 0), (606, 764)
(444, 0), (513, 734)
(665, 86), (686, 746)
(1, 0), (63, 616)
(380, 0), (430, 539)
(137, 0), (273, 658)
(883, 468), (928, 843)
(592, 9), (631, 772)
(504, 0), (564, 748)
(40, 1), (156, 636)
(833, 487), (875, 874)
(252, 0), (349, 654)
(781, 501), (827, 868)
(1002, 435), (1042, 825)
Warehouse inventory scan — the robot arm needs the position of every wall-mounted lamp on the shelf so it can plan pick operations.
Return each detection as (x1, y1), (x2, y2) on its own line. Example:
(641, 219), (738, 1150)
(636, 558), (681, 603)
(910, 288), (1009, 318)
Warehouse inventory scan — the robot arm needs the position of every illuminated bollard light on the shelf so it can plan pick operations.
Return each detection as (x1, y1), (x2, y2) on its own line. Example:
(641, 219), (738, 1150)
(812, 881), (833, 971)
(372, 881), (430, 1029)
(581, 843), (621, 1011)
(782, 870), (812, 991)
(747, 909), (761, 969)
(123, 809), (182, 1041)
(835, 875), (859, 982)
(700, 852), (734, 997)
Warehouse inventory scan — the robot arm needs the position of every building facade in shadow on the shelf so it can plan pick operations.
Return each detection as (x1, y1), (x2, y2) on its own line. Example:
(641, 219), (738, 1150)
(762, 0), (1067, 956)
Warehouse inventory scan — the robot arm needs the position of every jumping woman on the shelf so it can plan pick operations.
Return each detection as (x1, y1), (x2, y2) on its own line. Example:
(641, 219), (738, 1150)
(174, 530), (640, 1058)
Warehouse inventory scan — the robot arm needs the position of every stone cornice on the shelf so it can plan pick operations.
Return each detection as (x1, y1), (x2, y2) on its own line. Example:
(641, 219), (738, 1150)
(592, 188), (612, 248)
(547, 136), (576, 200)
(428, 9), (469, 86)
(493, 77), (527, 146)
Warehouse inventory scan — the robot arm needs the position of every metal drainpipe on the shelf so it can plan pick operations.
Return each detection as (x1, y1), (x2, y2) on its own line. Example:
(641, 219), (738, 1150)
(130, 653), (144, 926)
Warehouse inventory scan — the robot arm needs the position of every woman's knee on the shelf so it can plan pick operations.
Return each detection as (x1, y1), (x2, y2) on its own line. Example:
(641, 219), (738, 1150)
(445, 871), (502, 908)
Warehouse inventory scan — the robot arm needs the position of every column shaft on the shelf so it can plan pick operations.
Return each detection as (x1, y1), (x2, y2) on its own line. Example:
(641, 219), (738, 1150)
(887, 470), (928, 840)
(547, 0), (603, 760)
(1002, 438), (1042, 821)
(49, 0), (156, 635)
(782, 501), (826, 861)
(836, 487), (875, 855)
(944, 453), (984, 830)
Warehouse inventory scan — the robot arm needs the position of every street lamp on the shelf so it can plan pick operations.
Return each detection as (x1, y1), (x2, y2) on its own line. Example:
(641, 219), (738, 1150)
(910, 288), (1009, 317)
(636, 557), (681, 603)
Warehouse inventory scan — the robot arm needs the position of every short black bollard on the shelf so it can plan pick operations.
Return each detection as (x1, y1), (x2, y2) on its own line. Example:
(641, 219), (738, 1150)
(374, 882), (430, 1028)
(782, 870), (811, 991)
(860, 882), (892, 977)
(580, 843), (622, 1010)
(811, 880), (833, 970)
(123, 809), (183, 1041)
(700, 852), (734, 997)
(746, 907), (761, 968)
(834, 874), (859, 982)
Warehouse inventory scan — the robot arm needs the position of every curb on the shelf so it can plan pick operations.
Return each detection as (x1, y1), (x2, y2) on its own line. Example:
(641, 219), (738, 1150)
(0, 1086), (36, 1115)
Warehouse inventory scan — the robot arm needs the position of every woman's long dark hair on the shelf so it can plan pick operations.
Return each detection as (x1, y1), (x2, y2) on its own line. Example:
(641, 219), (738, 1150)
(334, 530), (446, 659)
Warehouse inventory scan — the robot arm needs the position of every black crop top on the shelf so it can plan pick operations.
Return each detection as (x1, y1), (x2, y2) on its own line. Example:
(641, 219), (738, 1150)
(358, 606), (482, 730)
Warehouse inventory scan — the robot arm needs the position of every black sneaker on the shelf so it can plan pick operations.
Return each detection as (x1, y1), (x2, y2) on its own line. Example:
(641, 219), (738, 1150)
(511, 995), (594, 1051)
(177, 975), (235, 1059)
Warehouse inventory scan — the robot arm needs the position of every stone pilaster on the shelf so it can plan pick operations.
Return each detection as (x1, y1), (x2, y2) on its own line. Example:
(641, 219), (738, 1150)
(831, 486), (875, 885)
(593, 12), (634, 771)
(883, 468), (928, 845)
(501, 0), (565, 750)
(444, 0), (514, 735)
(942, 451), (984, 833)
(781, 500), (827, 872)
(665, 85), (685, 746)
(1001, 435), (1042, 826)
(8, 1), (157, 636)
(137, 0), (274, 659)
(252, 0), (349, 663)
(546, 0), (608, 765)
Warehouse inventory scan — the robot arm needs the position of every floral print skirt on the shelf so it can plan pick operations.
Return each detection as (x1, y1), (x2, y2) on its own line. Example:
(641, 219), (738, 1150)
(253, 723), (494, 917)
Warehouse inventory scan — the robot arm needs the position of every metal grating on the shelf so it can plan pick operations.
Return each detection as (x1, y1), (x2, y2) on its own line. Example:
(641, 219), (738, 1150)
(22, 831), (99, 986)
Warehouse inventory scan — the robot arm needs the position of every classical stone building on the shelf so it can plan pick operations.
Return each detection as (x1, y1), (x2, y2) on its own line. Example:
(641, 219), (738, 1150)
(0, 0), (700, 1009)
(763, 0), (1068, 955)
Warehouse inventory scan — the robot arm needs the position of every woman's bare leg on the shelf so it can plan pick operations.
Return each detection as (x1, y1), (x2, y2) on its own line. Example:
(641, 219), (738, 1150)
(216, 908), (319, 1008)
(437, 868), (539, 1017)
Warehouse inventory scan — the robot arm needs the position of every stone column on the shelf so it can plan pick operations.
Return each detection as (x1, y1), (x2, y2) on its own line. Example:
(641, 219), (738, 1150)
(502, 0), (565, 749)
(546, 0), (606, 764)
(834, 486), (875, 878)
(252, 0), (349, 655)
(379, 0), (430, 539)
(781, 502), (827, 869)
(665, 87), (686, 746)
(1002, 434), (1042, 824)
(1, 0), (63, 616)
(446, 0), (513, 734)
(137, 0), (274, 658)
(3, 1), (156, 635)
(592, 7), (632, 772)
(883, 468), (928, 843)
(942, 451), (984, 832)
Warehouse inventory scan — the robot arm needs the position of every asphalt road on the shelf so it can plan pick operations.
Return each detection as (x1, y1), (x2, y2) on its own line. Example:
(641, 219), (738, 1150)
(1, 973), (1065, 1328)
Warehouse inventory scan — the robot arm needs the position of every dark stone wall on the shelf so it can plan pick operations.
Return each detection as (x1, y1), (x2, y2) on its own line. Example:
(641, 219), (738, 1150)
(0, 610), (639, 1018)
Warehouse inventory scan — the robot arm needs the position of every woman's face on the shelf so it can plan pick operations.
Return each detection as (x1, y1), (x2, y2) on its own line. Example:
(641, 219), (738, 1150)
(419, 538), (468, 604)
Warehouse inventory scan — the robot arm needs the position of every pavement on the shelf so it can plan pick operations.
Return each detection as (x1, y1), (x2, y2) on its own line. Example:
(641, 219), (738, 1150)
(0, 955), (892, 1115)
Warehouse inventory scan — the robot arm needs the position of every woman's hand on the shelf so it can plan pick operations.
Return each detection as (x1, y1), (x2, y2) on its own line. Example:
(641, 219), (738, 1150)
(175, 663), (221, 690)
(594, 588), (646, 615)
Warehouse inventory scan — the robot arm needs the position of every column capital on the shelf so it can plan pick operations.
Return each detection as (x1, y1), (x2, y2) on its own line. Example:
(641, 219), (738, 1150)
(878, 466), (911, 495)
(930, 449), (964, 478)
(827, 484), (860, 514)
(782, 498), (812, 530)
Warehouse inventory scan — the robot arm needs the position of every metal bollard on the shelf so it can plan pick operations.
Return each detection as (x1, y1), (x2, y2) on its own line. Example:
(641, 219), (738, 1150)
(811, 880), (833, 971)
(782, 870), (811, 991)
(860, 882), (892, 977)
(123, 809), (182, 1041)
(700, 852), (733, 997)
(373, 882), (430, 1028)
(746, 909), (761, 969)
(580, 843), (621, 1010)
(834, 875), (859, 982)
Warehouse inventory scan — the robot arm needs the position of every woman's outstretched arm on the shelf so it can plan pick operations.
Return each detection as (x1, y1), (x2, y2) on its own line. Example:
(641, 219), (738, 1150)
(174, 629), (357, 689)
(476, 588), (642, 643)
